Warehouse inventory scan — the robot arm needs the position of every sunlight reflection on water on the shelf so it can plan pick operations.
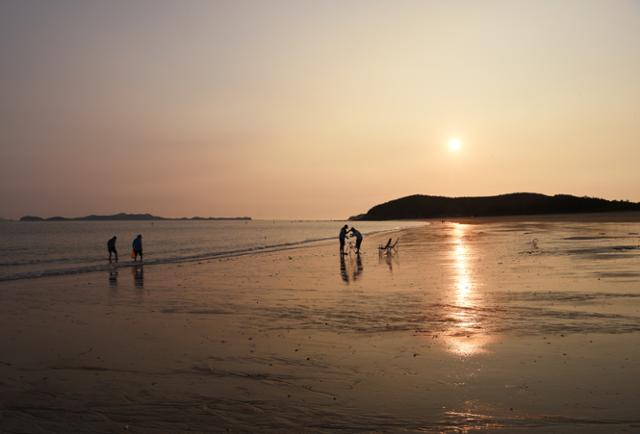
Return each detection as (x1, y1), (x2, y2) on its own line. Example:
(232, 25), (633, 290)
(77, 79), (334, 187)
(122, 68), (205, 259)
(445, 224), (494, 356)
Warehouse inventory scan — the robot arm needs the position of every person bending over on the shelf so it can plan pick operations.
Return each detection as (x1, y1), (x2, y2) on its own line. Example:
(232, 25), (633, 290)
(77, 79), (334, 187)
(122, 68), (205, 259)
(349, 227), (363, 254)
(107, 236), (118, 262)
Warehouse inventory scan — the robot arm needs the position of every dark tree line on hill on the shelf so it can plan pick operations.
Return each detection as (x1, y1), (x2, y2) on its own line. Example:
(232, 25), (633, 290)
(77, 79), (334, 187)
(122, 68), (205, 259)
(350, 193), (640, 220)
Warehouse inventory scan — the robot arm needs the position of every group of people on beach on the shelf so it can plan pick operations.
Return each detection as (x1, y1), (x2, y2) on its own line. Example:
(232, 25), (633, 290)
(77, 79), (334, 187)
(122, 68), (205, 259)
(107, 225), (393, 263)
(107, 234), (143, 262)
(339, 224), (400, 257)
(339, 225), (363, 254)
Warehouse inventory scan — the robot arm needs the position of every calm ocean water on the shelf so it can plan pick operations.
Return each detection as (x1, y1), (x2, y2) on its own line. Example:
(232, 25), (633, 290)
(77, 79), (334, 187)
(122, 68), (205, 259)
(0, 220), (423, 281)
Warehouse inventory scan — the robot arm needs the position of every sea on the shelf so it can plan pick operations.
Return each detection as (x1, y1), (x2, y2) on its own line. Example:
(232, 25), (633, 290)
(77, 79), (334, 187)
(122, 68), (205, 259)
(0, 220), (424, 281)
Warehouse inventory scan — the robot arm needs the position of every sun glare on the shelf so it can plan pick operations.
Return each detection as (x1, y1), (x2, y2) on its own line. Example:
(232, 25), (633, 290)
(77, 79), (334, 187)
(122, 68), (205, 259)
(448, 137), (462, 152)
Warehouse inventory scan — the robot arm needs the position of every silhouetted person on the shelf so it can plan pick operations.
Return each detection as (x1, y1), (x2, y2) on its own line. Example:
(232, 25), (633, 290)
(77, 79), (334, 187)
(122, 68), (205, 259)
(349, 227), (363, 254)
(107, 236), (118, 262)
(339, 225), (349, 254)
(132, 234), (143, 261)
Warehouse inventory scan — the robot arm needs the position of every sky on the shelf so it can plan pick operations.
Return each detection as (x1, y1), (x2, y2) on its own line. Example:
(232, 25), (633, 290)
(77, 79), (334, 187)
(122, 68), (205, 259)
(1, 0), (639, 219)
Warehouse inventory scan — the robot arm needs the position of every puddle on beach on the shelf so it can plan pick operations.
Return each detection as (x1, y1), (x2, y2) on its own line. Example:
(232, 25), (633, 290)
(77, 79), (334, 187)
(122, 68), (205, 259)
(1, 221), (640, 432)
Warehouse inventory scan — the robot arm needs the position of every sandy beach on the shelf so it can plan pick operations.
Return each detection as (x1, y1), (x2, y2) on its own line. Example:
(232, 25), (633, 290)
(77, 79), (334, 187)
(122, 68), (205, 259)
(1, 220), (640, 433)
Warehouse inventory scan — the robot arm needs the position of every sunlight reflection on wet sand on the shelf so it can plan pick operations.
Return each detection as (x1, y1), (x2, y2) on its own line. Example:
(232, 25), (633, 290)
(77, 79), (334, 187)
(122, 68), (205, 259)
(444, 223), (495, 356)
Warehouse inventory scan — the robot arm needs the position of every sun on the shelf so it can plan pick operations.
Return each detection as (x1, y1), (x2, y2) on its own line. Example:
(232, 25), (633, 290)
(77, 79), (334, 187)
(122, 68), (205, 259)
(448, 137), (463, 152)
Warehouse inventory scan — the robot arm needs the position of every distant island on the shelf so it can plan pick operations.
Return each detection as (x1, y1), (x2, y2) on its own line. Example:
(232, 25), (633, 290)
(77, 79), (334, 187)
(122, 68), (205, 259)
(19, 213), (251, 222)
(350, 193), (640, 220)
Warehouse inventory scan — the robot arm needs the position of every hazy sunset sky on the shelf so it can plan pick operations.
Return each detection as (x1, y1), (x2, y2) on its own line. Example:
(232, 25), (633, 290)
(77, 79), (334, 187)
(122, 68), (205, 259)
(1, 0), (639, 219)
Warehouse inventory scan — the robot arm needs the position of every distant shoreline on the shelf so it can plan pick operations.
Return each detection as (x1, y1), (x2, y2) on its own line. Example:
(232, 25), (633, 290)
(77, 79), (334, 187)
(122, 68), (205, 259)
(18, 213), (251, 222)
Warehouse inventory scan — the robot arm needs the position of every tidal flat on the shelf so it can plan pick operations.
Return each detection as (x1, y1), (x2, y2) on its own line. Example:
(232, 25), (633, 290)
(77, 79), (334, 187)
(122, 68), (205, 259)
(1, 219), (640, 433)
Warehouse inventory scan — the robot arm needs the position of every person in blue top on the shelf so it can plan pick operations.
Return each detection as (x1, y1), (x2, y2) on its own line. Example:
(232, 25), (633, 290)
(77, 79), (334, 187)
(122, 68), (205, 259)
(339, 225), (349, 255)
(132, 234), (143, 262)
(349, 227), (363, 254)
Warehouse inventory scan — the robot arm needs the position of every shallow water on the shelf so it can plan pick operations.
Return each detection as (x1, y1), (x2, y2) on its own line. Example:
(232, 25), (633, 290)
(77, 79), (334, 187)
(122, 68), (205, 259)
(0, 219), (421, 281)
(1, 220), (640, 433)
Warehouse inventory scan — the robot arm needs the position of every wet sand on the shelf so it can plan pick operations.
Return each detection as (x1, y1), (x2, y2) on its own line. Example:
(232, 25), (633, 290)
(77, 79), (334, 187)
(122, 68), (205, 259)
(1, 220), (640, 433)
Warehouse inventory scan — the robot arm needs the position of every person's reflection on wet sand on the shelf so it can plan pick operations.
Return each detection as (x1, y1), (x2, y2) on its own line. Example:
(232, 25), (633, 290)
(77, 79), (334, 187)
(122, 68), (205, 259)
(132, 264), (144, 289)
(340, 253), (364, 283)
(108, 268), (118, 288)
(379, 251), (398, 272)
(353, 253), (364, 281)
(340, 254), (349, 283)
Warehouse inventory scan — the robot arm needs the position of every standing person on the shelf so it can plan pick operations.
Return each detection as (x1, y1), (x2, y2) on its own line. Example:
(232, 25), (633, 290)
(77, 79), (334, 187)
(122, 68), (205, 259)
(339, 225), (349, 255)
(132, 234), (143, 262)
(349, 227), (363, 254)
(107, 236), (118, 262)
